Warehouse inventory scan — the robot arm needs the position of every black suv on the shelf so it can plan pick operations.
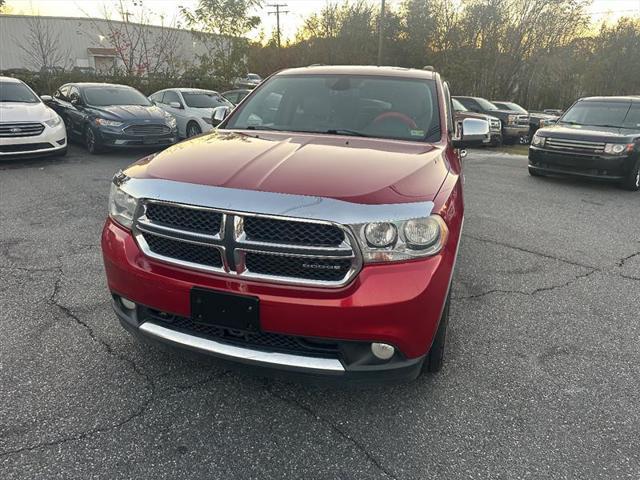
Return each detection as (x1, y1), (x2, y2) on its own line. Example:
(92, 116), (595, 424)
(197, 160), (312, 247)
(528, 96), (640, 191)
(46, 83), (178, 154)
(453, 96), (529, 143)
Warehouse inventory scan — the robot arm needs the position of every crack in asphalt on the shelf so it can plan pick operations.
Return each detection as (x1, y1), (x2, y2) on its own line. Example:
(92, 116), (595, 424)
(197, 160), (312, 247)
(454, 268), (598, 301)
(618, 250), (640, 268)
(463, 234), (598, 270)
(263, 385), (399, 480)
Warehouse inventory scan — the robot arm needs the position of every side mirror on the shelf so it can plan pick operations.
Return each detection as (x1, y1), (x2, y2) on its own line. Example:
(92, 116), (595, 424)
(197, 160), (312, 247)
(211, 106), (230, 126)
(40, 95), (53, 102)
(70, 96), (81, 106)
(169, 101), (183, 109)
(452, 118), (491, 148)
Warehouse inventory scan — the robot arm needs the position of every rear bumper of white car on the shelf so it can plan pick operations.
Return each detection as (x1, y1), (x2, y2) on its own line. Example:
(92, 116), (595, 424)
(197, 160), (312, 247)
(0, 122), (67, 158)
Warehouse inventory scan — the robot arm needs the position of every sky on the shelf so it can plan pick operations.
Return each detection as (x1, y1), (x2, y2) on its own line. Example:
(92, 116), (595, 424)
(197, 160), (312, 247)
(3, 0), (640, 41)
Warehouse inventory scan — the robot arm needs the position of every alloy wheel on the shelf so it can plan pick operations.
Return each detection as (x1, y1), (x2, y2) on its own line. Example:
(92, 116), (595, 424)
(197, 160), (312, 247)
(86, 128), (95, 152)
(187, 123), (201, 138)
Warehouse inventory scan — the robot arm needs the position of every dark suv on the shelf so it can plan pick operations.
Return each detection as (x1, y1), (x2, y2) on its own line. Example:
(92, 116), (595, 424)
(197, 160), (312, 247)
(528, 96), (640, 191)
(454, 96), (529, 143)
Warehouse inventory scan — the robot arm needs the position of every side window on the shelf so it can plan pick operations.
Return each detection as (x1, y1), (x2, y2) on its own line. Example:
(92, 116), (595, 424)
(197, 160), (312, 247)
(458, 98), (473, 110)
(150, 91), (164, 103)
(163, 91), (181, 106)
(225, 93), (238, 104)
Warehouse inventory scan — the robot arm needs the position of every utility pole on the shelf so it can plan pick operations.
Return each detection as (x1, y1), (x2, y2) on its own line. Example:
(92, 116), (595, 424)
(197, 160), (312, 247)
(267, 3), (289, 49)
(377, 0), (385, 66)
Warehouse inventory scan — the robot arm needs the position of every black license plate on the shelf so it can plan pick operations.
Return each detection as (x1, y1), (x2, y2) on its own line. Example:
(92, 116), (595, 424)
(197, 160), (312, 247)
(190, 288), (259, 332)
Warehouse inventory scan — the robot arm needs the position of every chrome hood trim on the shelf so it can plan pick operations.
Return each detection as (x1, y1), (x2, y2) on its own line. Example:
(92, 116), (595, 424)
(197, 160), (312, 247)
(119, 177), (434, 224)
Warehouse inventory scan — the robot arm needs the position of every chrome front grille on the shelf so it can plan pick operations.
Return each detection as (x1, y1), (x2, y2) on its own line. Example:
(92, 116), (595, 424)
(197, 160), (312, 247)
(489, 118), (501, 131)
(123, 124), (171, 136)
(545, 137), (605, 155)
(134, 200), (361, 287)
(516, 115), (529, 127)
(0, 122), (44, 137)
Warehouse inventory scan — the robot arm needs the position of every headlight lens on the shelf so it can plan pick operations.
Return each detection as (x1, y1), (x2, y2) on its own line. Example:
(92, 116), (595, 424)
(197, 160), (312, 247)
(165, 114), (177, 128)
(604, 143), (631, 155)
(507, 114), (517, 124)
(353, 215), (448, 263)
(45, 115), (62, 128)
(95, 118), (123, 127)
(364, 222), (397, 247)
(531, 133), (545, 146)
(108, 180), (138, 229)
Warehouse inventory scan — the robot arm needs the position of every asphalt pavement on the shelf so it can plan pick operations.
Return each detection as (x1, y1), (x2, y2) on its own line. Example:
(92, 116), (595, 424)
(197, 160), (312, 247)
(1, 145), (639, 479)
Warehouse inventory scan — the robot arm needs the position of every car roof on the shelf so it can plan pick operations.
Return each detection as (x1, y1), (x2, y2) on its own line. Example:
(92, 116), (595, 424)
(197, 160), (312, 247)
(579, 96), (640, 103)
(276, 65), (436, 80)
(0, 76), (24, 84)
(173, 88), (220, 94)
(72, 83), (136, 88)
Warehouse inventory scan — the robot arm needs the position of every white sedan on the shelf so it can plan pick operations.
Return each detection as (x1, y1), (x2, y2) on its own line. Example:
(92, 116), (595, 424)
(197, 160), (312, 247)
(149, 88), (233, 139)
(0, 76), (67, 159)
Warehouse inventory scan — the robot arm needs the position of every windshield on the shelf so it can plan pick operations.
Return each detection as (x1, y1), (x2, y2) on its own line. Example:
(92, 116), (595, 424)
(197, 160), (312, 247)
(84, 87), (151, 106)
(225, 74), (441, 142)
(182, 92), (230, 109)
(476, 98), (498, 111)
(495, 102), (527, 113)
(451, 98), (467, 112)
(560, 101), (639, 128)
(0, 82), (39, 103)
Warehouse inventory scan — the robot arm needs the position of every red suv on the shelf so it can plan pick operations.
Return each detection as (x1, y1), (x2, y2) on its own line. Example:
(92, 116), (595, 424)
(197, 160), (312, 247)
(101, 66), (487, 382)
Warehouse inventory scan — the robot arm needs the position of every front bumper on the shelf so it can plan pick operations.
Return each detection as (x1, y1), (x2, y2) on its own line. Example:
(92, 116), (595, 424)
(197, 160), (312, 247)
(529, 146), (636, 181)
(0, 122), (66, 158)
(503, 125), (529, 139)
(97, 125), (177, 148)
(102, 218), (457, 381)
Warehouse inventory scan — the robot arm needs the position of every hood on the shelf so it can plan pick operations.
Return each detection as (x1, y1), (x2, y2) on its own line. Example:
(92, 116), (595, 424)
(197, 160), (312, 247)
(0, 102), (56, 122)
(88, 104), (168, 122)
(455, 110), (493, 121)
(125, 130), (449, 205)
(539, 123), (640, 142)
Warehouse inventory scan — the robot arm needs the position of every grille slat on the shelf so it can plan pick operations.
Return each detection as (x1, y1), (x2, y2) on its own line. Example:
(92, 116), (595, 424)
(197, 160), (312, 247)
(145, 203), (222, 234)
(0, 122), (45, 137)
(244, 216), (344, 246)
(143, 233), (223, 268)
(0, 142), (54, 153)
(245, 252), (352, 282)
(124, 124), (171, 136)
(546, 137), (605, 154)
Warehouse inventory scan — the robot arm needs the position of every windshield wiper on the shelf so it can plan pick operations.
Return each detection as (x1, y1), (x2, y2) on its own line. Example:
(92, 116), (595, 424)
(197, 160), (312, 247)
(324, 129), (372, 137)
(244, 125), (282, 131)
(583, 124), (623, 129)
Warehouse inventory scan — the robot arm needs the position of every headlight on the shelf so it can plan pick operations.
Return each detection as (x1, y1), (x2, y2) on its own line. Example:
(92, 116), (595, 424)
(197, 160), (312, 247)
(604, 143), (631, 155)
(165, 114), (177, 128)
(353, 215), (448, 263)
(95, 118), (123, 127)
(108, 177), (138, 229)
(44, 115), (62, 128)
(507, 114), (517, 125)
(202, 116), (213, 125)
(531, 133), (545, 147)
(364, 222), (397, 247)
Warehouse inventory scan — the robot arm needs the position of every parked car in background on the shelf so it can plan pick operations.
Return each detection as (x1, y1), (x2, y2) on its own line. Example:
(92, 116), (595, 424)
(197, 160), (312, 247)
(454, 96), (529, 144)
(0, 76), (67, 159)
(529, 96), (640, 191)
(45, 83), (177, 154)
(233, 73), (262, 89)
(149, 88), (233, 138)
(452, 97), (502, 146)
(491, 100), (560, 138)
(102, 65), (490, 383)
(222, 89), (251, 106)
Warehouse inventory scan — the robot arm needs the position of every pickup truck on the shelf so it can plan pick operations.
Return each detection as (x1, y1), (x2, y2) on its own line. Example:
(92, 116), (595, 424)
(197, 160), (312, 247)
(101, 66), (488, 383)
(454, 96), (529, 143)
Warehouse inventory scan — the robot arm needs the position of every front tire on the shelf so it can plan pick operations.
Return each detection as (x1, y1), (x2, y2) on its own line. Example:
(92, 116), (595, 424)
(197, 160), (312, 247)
(85, 126), (103, 154)
(621, 161), (640, 191)
(186, 121), (202, 138)
(423, 292), (451, 373)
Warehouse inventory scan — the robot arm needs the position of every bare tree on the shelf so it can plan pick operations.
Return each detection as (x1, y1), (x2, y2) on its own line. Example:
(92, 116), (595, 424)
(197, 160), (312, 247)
(17, 15), (72, 71)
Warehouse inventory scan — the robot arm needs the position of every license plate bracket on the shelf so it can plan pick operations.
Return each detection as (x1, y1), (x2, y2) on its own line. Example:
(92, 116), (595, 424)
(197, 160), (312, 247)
(190, 288), (260, 332)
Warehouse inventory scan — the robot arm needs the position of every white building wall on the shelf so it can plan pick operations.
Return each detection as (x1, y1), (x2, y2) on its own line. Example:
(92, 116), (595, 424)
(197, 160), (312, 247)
(0, 14), (217, 73)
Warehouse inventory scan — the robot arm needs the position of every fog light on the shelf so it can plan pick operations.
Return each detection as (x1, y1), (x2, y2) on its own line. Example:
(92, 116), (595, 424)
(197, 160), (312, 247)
(121, 298), (136, 310)
(371, 342), (395, 360)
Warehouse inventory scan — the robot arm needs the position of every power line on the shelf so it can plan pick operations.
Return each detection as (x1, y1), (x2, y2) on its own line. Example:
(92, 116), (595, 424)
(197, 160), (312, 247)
(268, 3), (289, 49)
